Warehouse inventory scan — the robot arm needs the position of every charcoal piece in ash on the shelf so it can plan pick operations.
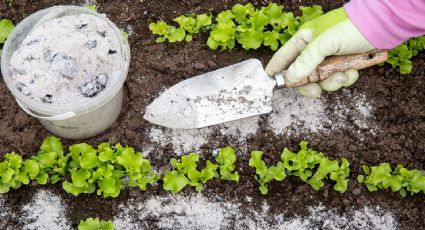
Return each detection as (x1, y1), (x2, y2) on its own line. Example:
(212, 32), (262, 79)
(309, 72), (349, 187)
(26, 39), (40, 46)
(51, 53), (78, 79)
(12, 68), (27, 76)
(97, 31), (106, 37)
(78, 23), (88, 29)
(84, 40), (97, 49)
(79, 74), (109, 98)
(43, 49), (56, 63)
(41, 94), (53, 104)
(15, 83), (31, 96)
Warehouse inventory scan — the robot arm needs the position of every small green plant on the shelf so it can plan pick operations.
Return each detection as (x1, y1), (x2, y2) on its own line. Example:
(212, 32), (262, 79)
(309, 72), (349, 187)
(208, 3), (322, 51)
(163, 147), (239, 194)
(149, 3), (425, 74)
(249, 151), (286, 195)
(62, 143), (125, 197)
(31, 136), (69, 184)
(163, 153), (217, 193)
(150, 13), (212, 43)
(216, 147), (239, 181)
(63, 143), (159, 198)
(358, 163), (425, 197)
(78, 218), (114, 230)
(386, 36), (425, 74)
(250, 141), (350, 195)
(149, 3), (322, 51)
(0, 136), (159, 197)
(113, 144), (160, 190)
(0, 153), (34, 193)
(0, 137), (70, 193)
(0, 19), (15, 56)
(85, 4), (97, 12)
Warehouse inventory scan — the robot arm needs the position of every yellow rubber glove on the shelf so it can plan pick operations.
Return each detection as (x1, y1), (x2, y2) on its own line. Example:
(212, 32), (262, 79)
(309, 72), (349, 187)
(265, 8), (375, 98)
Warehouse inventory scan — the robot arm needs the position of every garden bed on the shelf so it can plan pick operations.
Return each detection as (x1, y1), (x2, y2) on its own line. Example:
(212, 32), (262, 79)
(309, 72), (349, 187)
(0, 0), (424, 229)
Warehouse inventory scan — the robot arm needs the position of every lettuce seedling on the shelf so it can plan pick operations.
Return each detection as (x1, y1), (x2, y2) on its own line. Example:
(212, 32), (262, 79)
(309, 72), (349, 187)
(358, 163), (425, 197)
(0, 153), (24, 193)
(249, 151), (286, 195)
(161, 149), (240, 194)
(163, 153), (218, 193)
(174, 14), (212, 42)
(85, 4), (97, 12)
(283, 141), (350, 193)
(207, 10), (237, 50)
(330, 158), (350, 193)
(32, 136), (68, 184)
(151, 13), (212, 43)
(251, 141), (350, 195)
(0, 19), (14, 56)
(0, 137), (158, 197)
(63, 143), (125, 198)
(150, 3), (324, 51)
(78, 217), (114, 230)
(297, 5), (323, 24)
(386, 36), (425, 74)
(114, 144), (160, 190)
(0, 136), (69, 194)
(149, 21), (186, 43)
(215, 147), (239, 181)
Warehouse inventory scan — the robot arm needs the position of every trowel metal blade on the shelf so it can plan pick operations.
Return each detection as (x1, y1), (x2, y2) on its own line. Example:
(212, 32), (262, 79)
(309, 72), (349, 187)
(144, 59), (277, 129)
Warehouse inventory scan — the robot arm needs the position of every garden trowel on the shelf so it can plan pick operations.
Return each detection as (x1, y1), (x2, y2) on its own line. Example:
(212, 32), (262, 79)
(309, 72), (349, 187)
(144, 50), (387, 129)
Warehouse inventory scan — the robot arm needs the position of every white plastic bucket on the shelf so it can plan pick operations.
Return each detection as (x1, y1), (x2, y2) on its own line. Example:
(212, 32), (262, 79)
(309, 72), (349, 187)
(1, 6), (131, 139)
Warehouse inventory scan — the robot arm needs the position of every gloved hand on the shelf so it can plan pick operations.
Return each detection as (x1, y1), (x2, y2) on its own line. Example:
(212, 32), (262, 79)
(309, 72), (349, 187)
(265, 7), (375, 98)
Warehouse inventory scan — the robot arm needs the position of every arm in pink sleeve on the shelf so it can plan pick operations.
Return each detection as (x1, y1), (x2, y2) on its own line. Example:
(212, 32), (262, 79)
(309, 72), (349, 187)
(344, 0), (425, 49)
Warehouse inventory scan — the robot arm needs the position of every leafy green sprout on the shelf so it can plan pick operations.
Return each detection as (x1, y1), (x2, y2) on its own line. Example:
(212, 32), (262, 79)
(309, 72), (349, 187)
(358, 163), (425, 197)
(78, 218), (114, 230)
(249, 141), (350, 195)
(0, 19), (15, 56)
(249, 151), (286, 195)
(386, 36), (425, 74)
(148, 2), (424, 74)
(85, 4), (97, 12)
(150, 13), (212, 43)
(162, 147), (239, 194)
(62, 143), (159, 198)
(2, 136), (424, 199)
(149, 3), (323, 51)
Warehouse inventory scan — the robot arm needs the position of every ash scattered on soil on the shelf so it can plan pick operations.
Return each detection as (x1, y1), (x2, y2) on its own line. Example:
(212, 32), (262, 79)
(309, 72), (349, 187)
(113, 194), (396, 230)
(269, 89), (376, 138)
(148, 116), (260, 154)
(268, 89), (328, 136)
(148, 89), (376, 154)
(21, 189), (70, 230)
(279, 205), (396, 229)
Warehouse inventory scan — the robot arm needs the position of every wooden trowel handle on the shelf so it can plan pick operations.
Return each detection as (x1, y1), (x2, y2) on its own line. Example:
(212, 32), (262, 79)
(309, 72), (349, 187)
(283, 50), (388, 88)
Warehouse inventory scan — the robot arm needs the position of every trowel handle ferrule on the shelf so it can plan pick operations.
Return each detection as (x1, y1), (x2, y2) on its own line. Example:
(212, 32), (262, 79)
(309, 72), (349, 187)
(276, 50), (388, 88)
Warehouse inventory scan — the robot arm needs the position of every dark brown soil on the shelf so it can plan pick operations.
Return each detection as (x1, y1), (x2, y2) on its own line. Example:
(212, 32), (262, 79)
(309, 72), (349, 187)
(1, 0), (424, 229)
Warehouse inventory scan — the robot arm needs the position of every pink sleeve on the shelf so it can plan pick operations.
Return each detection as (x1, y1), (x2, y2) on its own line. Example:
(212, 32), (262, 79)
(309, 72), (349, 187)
(344, 0), (425, 49)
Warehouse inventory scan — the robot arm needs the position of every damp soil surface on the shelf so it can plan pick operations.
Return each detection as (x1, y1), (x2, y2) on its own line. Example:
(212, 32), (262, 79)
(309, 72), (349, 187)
(0, 0), (424, 229)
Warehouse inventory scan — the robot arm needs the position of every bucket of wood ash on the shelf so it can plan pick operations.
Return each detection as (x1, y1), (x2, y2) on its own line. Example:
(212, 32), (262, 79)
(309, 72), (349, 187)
(1, 6), (130, 139)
